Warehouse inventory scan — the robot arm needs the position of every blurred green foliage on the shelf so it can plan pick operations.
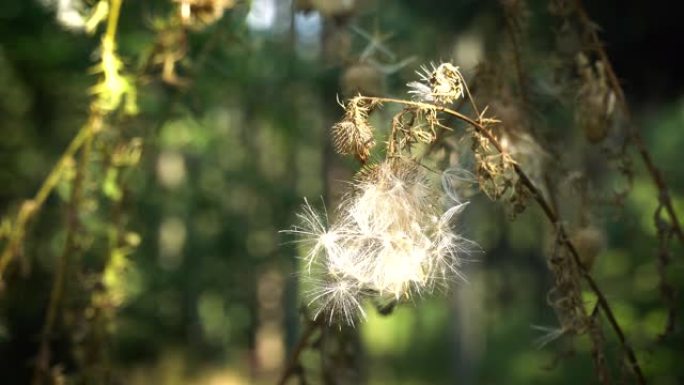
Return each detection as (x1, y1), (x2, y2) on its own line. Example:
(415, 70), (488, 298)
(1, 1), (683, 384)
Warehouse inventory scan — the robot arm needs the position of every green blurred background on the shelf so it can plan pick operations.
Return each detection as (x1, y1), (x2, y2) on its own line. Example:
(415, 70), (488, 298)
(1, 0), (683, 384)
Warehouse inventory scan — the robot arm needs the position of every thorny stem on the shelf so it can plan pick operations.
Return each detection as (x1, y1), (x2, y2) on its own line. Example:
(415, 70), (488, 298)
(572, 0), (684, 246)
(356, 95), (647, 385)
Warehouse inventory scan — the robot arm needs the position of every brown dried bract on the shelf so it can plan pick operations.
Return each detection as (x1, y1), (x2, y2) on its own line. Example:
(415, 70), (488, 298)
(331, 98), (377, 163)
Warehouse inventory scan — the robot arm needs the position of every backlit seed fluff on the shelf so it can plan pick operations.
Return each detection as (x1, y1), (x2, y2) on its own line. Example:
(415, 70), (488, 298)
(407, 62), (465, 105)
(287, 158), (476, 325)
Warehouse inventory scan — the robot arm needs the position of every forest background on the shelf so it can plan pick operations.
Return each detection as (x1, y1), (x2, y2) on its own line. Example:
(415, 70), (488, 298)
(1, 0), (683, 384)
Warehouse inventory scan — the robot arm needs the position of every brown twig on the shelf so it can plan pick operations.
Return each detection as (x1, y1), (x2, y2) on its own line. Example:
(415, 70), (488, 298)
(654, 205), (677, 337)
(356, 95), (647, 385)
(589, 304), (613, 385)
(501, 3), (531, 113)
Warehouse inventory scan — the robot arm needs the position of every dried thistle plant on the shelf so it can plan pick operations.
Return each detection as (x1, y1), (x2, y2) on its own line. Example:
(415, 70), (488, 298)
(284, 59), (573, 327)
(283, 31), (660, 385)
(331, 98), (377, 163)
(285, 49), (653, 385)
(407, 62), (465, 105)
(284, 62), (489, 326)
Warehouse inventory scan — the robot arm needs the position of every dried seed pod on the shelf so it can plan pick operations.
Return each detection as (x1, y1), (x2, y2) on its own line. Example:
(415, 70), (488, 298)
(353, 161), (379, 182)
(576, 54), (615, 143)
(408, 62), (465, 104)
(581, 119), (607, 143)
(331, 120), (375, 163)
(331, 121), (357, 154)
(571, 226), (605, 271)
(332, 97), (377, 163)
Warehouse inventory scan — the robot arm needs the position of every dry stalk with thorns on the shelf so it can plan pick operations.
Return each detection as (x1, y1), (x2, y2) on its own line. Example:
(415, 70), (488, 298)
(282, 59), (650, 384)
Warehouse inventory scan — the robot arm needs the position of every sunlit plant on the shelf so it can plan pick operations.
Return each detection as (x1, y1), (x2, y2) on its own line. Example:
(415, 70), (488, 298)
(287, 63), (486, 326)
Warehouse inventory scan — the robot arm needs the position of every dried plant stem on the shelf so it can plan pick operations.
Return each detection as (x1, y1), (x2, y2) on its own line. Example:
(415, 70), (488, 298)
(589, 305), (613, 385)
(0, 0), (125, 287)
(573, 0), (684, 246)
(418, 96), (470, 161)
(277, 319), (321, 385)
(32, 127), (94, 385)
(502, 7), (530, 112)
(0, 113), (103, 285)
(356, 95), (647, 385)
(655, 206), (677, 337)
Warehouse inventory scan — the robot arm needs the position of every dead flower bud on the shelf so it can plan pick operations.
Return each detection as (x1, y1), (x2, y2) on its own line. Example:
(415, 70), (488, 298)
(570, 225), (605, 271)
(576, 54), (616, 143)
(331, 121), (373, 163)
(331, 99), (377, 163)
(408, 62), (465, 105)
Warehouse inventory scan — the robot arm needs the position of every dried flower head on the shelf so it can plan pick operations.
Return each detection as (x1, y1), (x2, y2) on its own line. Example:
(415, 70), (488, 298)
(287, 158), (476, 325)
(407, 62), (465, 105)
(570, 225), (605, 271)
(331, 98), (376, 163)
(576, 54), (616, 143)
(546, 230), (590, 337)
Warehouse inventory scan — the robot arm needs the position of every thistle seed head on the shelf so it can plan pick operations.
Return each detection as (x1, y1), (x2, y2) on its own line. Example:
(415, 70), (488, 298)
(287, 158), (477, 326)
(407, 62), (465, 105)
(331, 98), (377, 163)
(331, 120), (374, 163)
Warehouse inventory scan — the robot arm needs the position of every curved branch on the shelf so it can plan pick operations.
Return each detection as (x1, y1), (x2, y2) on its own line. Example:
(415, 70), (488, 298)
(0, 114), (102, 284)
(31, 125), (94, 385)
(356, 95), (647, 385)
